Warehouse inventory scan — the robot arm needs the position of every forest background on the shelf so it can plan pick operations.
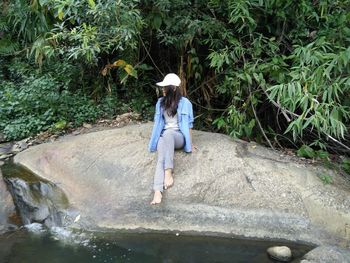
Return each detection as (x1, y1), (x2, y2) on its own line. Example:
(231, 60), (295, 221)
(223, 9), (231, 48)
(0, 0), (349, 172)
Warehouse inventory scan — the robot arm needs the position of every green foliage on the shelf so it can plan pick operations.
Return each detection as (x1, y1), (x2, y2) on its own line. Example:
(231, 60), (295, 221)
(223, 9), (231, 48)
(5, 0), (51, 44)
(53, 120), (67, 131)
(201, 0), (350, 151)
(0, 60), (102, 140)
(319, 174), (333, 185)
(342, 159), (350, 175)
(1, 0), (349, 156)
(297, 145), (330, 159)
(0, 37), (20, 56)
(38, 0), (143, 64)
(213, 106), (255, 138)
(297, 145), (316, 158)
(267, 41), (350, 142)
(97, 95), (121, 119)
(315, 150), (330, 160)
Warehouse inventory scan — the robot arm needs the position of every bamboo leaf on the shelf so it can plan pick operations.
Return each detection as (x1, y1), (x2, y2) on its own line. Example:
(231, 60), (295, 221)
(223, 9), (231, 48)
(58, 9), (64, 20)
(114, 59), (126, 68)
(87, 0), (96, 9)
(297, 145), (315, 158)
(302, 116), (314, 129)
(124, 64), (138, 78)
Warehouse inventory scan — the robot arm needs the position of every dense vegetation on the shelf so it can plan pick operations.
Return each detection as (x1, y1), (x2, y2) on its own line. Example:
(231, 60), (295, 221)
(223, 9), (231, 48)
(0, 1), (349, 163)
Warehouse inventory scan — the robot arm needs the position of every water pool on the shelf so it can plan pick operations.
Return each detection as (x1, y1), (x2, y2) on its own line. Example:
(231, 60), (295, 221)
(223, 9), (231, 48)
(0, 227), (312, 263)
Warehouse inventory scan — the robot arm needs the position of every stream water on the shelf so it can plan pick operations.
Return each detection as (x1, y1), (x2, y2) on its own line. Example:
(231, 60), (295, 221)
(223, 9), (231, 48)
(0, 162), (313, 262)
(0, 227), (312, 263)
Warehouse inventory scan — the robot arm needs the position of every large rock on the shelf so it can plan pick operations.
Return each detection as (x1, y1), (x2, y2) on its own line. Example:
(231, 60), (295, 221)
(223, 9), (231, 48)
(5, 177), (70, 227)
(13, 123), (350, 245)
(301, 246), (350, 263)
(0, 169), (17, 233)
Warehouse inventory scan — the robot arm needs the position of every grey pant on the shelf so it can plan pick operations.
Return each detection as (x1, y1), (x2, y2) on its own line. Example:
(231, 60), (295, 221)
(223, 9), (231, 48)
(153, 129), (185, 191)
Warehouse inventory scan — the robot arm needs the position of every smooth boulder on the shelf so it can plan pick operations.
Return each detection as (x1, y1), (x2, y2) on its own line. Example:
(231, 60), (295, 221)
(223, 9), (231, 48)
(13, 123), (350, 245)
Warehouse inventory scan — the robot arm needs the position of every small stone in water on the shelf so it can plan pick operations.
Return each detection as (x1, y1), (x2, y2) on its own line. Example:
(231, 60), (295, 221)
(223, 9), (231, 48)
(267, 246), (292, 262)
(176, 233), (179, 236)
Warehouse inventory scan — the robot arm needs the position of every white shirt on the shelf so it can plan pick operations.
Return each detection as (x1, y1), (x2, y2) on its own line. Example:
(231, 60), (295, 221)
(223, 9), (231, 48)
(163, 111), (179, 130)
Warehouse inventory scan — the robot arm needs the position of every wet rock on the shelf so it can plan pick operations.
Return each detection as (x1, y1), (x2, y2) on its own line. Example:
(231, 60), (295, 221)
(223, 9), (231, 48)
(0, 142), (14, 155)
(0, 161), (4, 167)
(0, 169), (17, 234)
(267, 246), (292, 262)
(12, 139), (29, 153)
(5, 176), (69, 228)
(0, 154), (13, 160)
(302, 246), (350, 263)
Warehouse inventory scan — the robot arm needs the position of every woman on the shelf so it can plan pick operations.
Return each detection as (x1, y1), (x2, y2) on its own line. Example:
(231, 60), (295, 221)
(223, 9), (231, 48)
(149, 73), (194, 205)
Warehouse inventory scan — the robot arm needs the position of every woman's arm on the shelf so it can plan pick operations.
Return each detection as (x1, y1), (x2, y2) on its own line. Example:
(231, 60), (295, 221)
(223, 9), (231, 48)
(190, 128), (193, 144)
(188, 100), (195, 151)
(190, 128), (197, 151)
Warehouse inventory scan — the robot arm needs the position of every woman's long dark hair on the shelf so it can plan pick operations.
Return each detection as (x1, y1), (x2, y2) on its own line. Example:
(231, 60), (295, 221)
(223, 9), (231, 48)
(160, 85), (182, 117)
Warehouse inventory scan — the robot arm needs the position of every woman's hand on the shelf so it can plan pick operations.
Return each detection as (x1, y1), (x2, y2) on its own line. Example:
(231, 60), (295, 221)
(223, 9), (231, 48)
(192, 144), (198, 152)
(189, 128), (197, 152)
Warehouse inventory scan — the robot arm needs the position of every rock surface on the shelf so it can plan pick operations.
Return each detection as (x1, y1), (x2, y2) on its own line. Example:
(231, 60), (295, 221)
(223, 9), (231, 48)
(0, 142), (14, 160)
(5, 177), (69, 227)
(13, 123), (350, 245)
(301, 246), (350, 263)
(0, 169), (17, 234)
(0, 139), (29, 161)
(11, 139), (28, 153)
(267, 246), (292, 262)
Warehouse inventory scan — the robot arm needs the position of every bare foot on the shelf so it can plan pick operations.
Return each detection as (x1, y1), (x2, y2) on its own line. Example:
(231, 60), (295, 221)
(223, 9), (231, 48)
(164, 169), (174, 190)
(150, 191), (162, 205)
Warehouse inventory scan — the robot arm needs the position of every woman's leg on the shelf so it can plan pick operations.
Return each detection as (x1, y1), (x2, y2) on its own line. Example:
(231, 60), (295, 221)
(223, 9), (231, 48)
(151, 129), (184, 204)
(151, 132), (167, 205)
(153, 135), (166, 192)
(162, 129), (184, 189)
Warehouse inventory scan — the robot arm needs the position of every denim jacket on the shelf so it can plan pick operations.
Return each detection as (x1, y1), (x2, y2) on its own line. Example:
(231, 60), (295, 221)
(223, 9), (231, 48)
(149, 97), (194, 153)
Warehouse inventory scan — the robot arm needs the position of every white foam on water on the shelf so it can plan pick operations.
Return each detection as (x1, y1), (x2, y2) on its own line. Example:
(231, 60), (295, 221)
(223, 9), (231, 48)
(24, 223), (45, 234)
(49, 226), (91, 247)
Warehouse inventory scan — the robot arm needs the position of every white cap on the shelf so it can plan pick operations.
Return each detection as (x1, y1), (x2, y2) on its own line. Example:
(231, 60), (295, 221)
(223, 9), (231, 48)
(156, 73), (181, 87)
